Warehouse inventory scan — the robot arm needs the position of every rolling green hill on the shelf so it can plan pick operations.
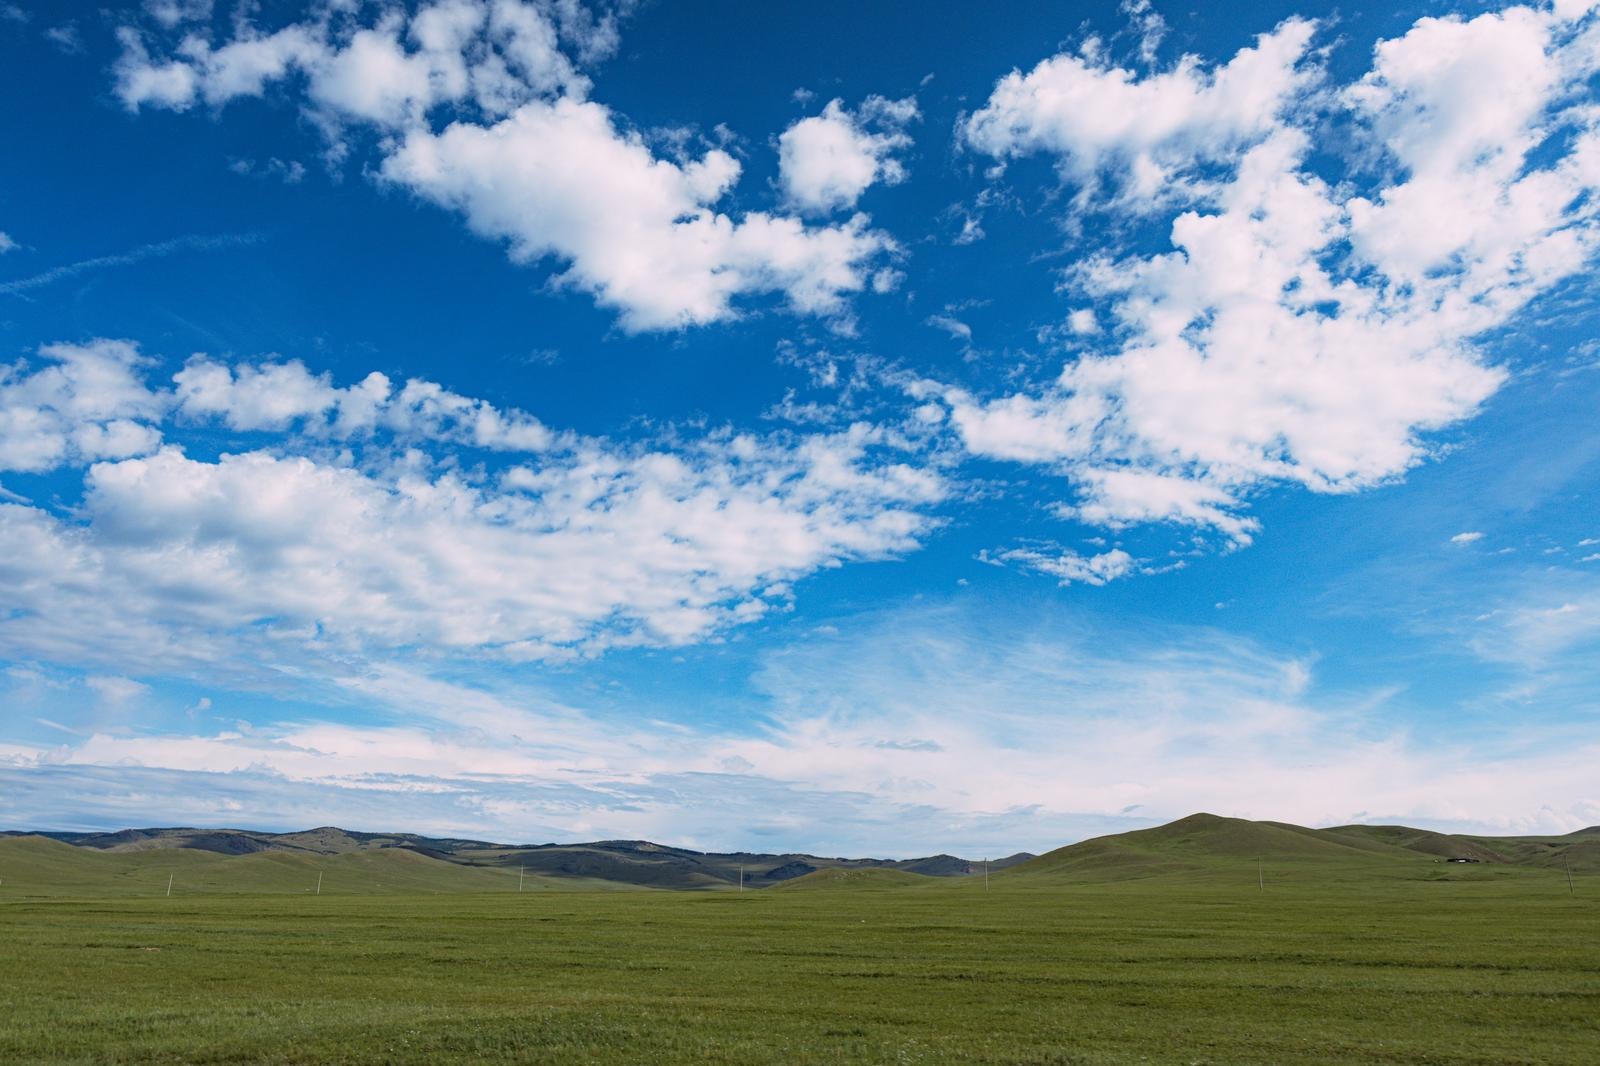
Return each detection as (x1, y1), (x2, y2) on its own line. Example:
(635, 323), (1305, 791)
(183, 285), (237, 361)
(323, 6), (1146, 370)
(0, 834), (603, 897)
(0, 835), (227, 896)
(1008, 812), (1600, 884)
(1315, 822), (1600, 872)
(13, 825), (1037, 890)
(1116, 812), (1410, 859)
(173, 847), (519, 895)
(1009, 813), (1415, 884)
(1320, 823), (1512, 862)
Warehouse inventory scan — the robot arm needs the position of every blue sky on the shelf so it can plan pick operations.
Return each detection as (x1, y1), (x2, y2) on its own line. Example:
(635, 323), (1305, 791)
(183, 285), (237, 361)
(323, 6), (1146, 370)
(1, 0), (1597, 855)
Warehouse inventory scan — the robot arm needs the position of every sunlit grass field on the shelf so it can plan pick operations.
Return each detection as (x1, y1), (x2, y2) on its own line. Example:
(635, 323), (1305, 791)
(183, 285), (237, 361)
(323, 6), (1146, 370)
(2, 853), (1595, 1064)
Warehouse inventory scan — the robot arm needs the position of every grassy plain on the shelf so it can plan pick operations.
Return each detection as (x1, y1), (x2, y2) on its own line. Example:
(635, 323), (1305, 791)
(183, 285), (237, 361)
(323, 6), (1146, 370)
(2, 841), (1596, 1064)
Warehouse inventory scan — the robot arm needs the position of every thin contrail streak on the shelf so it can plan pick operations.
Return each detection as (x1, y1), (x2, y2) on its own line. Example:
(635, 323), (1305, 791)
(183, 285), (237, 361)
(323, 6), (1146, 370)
(0, 232), (263, 297)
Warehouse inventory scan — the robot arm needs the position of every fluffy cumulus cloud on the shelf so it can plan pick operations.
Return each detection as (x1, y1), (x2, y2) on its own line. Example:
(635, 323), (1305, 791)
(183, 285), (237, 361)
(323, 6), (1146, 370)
(172, 356), (560, 449)
(0, 340), (165, 474)
(110, 0), (893, 331)
(0, 342), (569, 484)
(961, 18), (1318, 207)
(112, 0), (593, 116)
(382, 99), (890, 329)
(0, 344), (944, 670)
(778, 95), (918, 214)
(941, 2), (1600, 573)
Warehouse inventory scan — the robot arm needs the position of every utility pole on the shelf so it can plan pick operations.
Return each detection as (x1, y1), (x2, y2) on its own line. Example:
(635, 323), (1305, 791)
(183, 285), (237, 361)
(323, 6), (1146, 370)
(518, 866), (525, 892)
(315, 871), (322, 896)
(739, 865), (744, 892)
(984, 859), (989, 890)
(166, 874), (174, 898)
(1567, 862), (1575, 898)
(1258, 858), (1264, 892)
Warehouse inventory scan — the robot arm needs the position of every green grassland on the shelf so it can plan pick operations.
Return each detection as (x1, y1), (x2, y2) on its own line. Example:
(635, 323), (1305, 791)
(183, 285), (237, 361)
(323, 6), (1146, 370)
(2, 818), (1597, 1064)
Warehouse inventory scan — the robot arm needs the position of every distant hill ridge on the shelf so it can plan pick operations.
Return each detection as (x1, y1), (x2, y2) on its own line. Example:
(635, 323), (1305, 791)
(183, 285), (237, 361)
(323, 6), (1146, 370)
(0, 825), (1036, 890)
(4, 812), (1595, 893)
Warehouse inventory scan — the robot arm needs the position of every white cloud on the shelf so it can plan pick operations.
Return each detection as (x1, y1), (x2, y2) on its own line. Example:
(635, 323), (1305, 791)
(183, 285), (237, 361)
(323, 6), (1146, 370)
(1451, 531), (1486, 544)
(1120, 0), (1168, 65)
(937, 387), (1102, 465)
(925, 314), (972, 342)
(172, 356), (561, 450)
(113, 3), (584, 119)
(144, 0), (211, 29)
(112, 27), (200, 110)
(4, 605), (1596, 852)
(308, 22), (456, 126)
(382, 99), (892, 330)
(732, 606), (1600, 841)
(84, 675), (150, 704)
(778, 95), (918, 214)
(1071, 468), (1260, 544)
(0, 347), (945, 667)
(190, 25), (330, 110)
(0, 341), (165, 474)
(962, 18), (1317, 206)
(228, 157), (306, 184)
(44, 23), (85, 55)
(939, 4), (1600, 548)
(0, 232), (15, 254)
(1470, 571), (1600, 671)
(986, 545), (1135, 586)
(173, 357), (348, 431)
(1344, 6), (1600, 295)
(111, 2), (893, 332)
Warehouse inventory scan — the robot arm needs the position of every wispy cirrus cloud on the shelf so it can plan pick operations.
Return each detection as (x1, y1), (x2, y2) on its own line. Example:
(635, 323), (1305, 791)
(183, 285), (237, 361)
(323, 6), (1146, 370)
(0, 233), (261, 298)
(3, 603), (1596, 852)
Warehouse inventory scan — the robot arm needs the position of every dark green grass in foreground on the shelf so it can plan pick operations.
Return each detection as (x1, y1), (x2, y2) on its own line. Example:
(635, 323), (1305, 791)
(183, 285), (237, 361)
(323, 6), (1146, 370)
(2, 863), (1597, 1064)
